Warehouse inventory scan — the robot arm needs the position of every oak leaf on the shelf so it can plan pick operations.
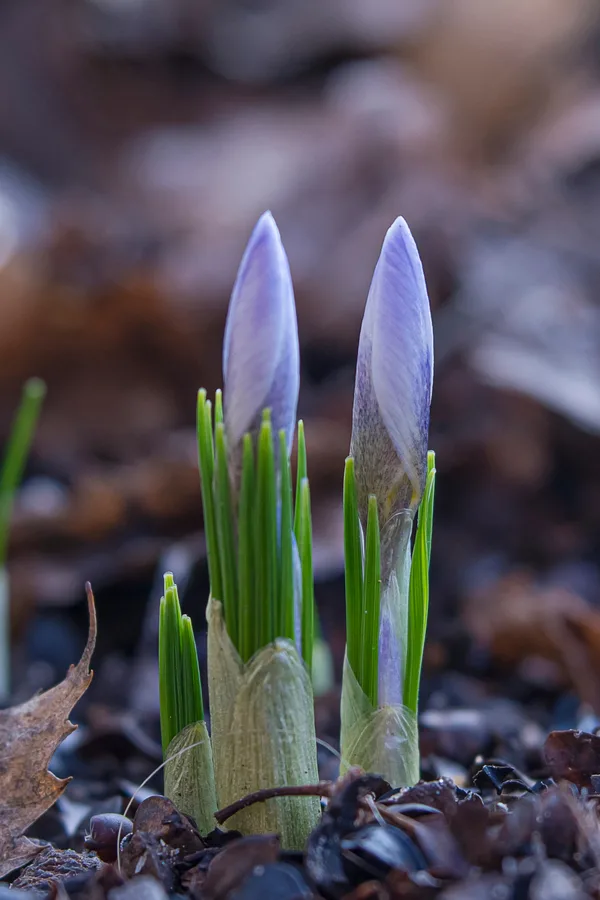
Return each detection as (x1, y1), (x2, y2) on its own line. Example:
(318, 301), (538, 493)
(0, 584), (97, 877)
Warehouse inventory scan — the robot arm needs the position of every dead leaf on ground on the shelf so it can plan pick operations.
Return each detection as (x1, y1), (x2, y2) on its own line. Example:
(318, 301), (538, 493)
(0, 583), (97, 878)
(464, 571), (600, 710)
(544, 730), (600, 788)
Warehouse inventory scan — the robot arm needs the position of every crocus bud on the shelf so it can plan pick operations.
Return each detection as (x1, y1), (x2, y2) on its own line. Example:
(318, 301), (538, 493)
(223, 212), (300, 465)
(350, 218), (433, 544)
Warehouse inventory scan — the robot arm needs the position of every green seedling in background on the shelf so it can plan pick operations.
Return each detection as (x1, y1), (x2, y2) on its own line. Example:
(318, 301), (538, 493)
(0, 378), (45, 699)
(159, 572), (216, 833)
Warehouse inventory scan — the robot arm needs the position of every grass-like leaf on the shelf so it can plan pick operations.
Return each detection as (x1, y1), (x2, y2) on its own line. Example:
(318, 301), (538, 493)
(255, 412), (278, 649)
(343, 457), (363, 683)
(159, 574), (204, 754)
(238, 434), (255, 662)
(293, 420), (307, 535)
(180, 614), (204, 724)
(214, 422), (239, 647)
(294, 422), (314, 670)
(278, 430), (295, 643)
(0, 378), (46, 567)
(196, 390), (222, 602)
(296, 478), (314, 671)
(404, 451), (436, 715)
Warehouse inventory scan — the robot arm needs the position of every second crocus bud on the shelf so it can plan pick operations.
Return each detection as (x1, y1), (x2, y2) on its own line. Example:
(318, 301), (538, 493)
(223, 211), (300, 478)
(350, 217), (433, 574)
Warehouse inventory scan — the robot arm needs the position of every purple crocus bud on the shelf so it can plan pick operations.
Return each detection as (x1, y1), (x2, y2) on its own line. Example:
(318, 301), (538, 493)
(350, 218), (433, 565)
(223, 212), (299, 465)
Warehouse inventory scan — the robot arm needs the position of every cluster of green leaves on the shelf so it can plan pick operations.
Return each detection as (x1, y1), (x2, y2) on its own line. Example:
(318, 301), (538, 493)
(158, 573), (204, 753)
(344, 451), (436, 711)
(197, 389), (314, 668)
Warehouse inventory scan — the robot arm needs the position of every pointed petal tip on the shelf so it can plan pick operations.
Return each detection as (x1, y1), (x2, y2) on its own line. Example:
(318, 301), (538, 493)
(381, 216), (420, 266)
(222, 209), (299, 456)
(249, 210), (282, 251)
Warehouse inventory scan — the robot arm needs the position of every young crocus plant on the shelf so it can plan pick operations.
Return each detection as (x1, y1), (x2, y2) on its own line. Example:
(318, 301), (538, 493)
(342, 218), (436, 786)
(200, 213), (319, 848)
(159, 573), (217, 834)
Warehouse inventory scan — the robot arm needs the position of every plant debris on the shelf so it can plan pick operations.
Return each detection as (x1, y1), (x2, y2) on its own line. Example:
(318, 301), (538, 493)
(0, 585), (96, 878)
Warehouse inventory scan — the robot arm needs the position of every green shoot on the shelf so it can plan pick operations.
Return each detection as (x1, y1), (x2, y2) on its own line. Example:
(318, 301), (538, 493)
(238, 434), (255, 662)
(0, 378), (46, 699)
(214, 388), (224, 425)
(0, 378), (46, 567)
(196, 391), (222, 602)
(404, 451), (436, 715)
(294, 421), (315, 670)
(181, 615), (204, 726)
(296, 478), (314, 671)
(159, 574), (204, 753)
(278, 430), (295, 643)
(294, 420), (307, 535)
(343, 458), (363, 684)
(214, 422), (238, 647)
(255, 412), (278, 649)
(196, 396), (315, 667)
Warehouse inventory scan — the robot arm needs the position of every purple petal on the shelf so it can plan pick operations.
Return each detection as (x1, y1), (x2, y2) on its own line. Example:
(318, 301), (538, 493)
(351, 218), (433, 530)
(223, 212), (299, 457)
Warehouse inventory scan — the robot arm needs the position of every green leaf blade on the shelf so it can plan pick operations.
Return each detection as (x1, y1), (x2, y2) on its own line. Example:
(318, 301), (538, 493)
(214, 422), (239, 648)
(404, 450), (436, 715)
(297, 478), (314, 671)
(0, 378), (46, 566)
(255, 412), (278, 649)
(343, 457), (363, 684)
(197, 390), (222, 602)
(278, 430), (295, 644)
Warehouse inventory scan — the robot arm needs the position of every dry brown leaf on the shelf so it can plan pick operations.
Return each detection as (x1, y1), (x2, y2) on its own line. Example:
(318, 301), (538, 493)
(0, 583), (97, 878)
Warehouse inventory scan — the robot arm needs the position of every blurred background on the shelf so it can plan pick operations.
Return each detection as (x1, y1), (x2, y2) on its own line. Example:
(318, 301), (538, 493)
(3, 0), (600, 780)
